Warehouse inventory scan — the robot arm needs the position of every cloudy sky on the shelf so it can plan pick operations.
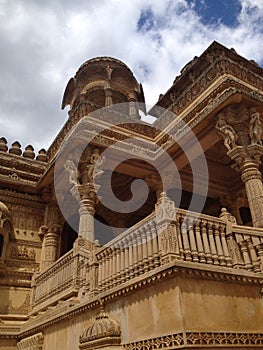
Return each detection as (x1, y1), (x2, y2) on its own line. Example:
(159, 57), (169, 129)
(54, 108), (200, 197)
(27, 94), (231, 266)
(0, 0), (262, 152)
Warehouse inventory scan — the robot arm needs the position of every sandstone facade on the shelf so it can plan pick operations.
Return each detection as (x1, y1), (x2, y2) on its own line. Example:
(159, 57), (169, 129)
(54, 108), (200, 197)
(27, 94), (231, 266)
(1, 41), (263, 349)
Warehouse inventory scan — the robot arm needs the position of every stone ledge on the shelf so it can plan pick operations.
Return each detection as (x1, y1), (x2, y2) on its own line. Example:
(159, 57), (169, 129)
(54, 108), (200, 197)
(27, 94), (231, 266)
(18, 260), (263, 338)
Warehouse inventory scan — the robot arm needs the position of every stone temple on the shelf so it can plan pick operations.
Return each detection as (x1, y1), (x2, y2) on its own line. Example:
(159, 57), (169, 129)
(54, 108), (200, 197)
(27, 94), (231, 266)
(1, 41), (263, 349)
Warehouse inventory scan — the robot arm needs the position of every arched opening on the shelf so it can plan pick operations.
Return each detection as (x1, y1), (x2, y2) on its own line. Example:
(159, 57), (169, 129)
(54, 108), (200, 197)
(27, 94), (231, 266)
(239, 207), (252, 226)
(60, 214), (79, 256)
(94, 213), (114, 246)
(0, 234), (4, 256)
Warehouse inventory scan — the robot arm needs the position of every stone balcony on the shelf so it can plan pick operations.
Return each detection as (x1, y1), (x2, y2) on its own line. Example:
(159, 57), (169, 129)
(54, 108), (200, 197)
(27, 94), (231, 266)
(30, 195), (263, 315)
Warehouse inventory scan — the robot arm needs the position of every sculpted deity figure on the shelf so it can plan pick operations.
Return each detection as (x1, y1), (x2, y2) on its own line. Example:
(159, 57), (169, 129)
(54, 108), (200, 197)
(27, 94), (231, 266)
(87, 149), (105, 182)
(64, 159), (79, 185)
(250, 111), (262, 145)
(216, 119), (238, 151)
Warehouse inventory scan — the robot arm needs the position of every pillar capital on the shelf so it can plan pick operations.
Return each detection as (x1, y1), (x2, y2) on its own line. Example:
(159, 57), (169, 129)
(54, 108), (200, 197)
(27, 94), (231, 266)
(145, 173), (162, 199)
(216, 106), (263, 228)
(216, 105), (262, 150)
(145, 171), (174, 200)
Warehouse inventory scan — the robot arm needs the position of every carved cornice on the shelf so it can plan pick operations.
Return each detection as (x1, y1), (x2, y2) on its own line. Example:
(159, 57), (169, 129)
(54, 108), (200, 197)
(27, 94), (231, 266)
(151, 41), (263, 118)
(0, 189), (44, 210)
(123, 331), (263, 349)
(10, 239), (42, 248)
(0, 325), (21, 339)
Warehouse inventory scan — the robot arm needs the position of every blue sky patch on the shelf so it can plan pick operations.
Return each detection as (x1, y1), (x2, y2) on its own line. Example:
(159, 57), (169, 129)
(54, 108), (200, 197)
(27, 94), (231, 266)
(191, 0), (242, 27)
(137, 8), (156, 32)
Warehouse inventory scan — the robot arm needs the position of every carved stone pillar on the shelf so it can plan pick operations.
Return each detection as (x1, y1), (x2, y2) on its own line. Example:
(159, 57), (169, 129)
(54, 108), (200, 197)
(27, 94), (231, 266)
(241, 161), (263, 227)
(216, 106), (263, 227)
(71, 183), (98, 241)
(65, 147), (105, 242)
(39, 224), (61, 270)
(228, 146), (263, 227)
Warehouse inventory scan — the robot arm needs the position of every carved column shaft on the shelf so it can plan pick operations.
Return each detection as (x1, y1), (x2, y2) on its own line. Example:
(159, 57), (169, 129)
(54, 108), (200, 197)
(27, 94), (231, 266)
(41, 227), (60, 270)
(71, 183), (98, 241)
(241, 164), (263, 227)
(78, 199), (95, 241)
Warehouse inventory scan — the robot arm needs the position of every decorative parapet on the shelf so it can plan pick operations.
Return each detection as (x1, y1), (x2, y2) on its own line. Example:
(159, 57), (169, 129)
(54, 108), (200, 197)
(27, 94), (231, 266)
(123, 331), (263, 349)
(79, 306), (121, 349)
(17, 332), (44, 350)
(0, 138), (47, 162)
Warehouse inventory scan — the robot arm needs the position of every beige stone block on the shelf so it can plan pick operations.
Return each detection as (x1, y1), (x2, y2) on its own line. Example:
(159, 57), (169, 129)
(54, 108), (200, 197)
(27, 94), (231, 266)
(123, 279), (184, 343)
(179, 276), (262, 332)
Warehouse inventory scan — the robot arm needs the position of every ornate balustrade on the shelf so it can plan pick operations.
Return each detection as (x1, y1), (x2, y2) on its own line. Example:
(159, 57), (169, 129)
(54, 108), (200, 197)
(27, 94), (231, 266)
(31, 246), (90, 313)
(31, 203), (263, 313)
(96, 212), (160, 293)
(172, 208), (232, 267)
(230, 225), (263, 272)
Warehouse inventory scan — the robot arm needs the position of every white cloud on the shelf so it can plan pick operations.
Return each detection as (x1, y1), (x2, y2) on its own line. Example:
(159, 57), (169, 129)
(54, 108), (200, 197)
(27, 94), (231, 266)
(0, 0), (262, 151)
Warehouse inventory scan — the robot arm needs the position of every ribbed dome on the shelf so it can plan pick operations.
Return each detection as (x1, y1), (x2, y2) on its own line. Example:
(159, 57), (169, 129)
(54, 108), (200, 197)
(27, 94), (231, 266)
(79, 307), (120, 344)
(76, 56), (133, 76)
(61, 56), (145, 115)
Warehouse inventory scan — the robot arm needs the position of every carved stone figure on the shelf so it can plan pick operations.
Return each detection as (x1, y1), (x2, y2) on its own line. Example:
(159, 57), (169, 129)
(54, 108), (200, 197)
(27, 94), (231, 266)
(250, 111), (262, 144)
(216, 119), (238, 151)
(64, 159), (79, 185)
(87, 149), (105, 182)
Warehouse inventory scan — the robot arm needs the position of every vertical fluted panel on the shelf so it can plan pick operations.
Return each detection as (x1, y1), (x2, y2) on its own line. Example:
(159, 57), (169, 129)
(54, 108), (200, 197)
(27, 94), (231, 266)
(181, 218), (191, 261)
(219, 223), (232, 267)
(207, 222), (219, 265)
(188, 218), (198, 262)
(201, 220), (212, 264)
(194, 220), (206, 263)
(214, 223), (225, 266)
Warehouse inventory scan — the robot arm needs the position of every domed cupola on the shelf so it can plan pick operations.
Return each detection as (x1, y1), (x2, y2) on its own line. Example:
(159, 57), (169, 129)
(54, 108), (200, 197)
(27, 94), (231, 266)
(79, 306), (121, 349)
(62, 57), (145, 119)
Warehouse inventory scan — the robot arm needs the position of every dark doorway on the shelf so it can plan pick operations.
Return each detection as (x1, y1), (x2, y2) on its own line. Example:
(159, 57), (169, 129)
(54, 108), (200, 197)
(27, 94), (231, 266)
(60, 214), (79, 256)
(0, 234), (3, 256)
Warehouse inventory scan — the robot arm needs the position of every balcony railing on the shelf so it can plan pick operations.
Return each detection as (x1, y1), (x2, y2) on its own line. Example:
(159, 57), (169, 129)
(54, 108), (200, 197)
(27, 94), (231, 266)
(96, 212), (160, 293)
(31, 201), (263, 312)
(31, 247), (90, 313)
